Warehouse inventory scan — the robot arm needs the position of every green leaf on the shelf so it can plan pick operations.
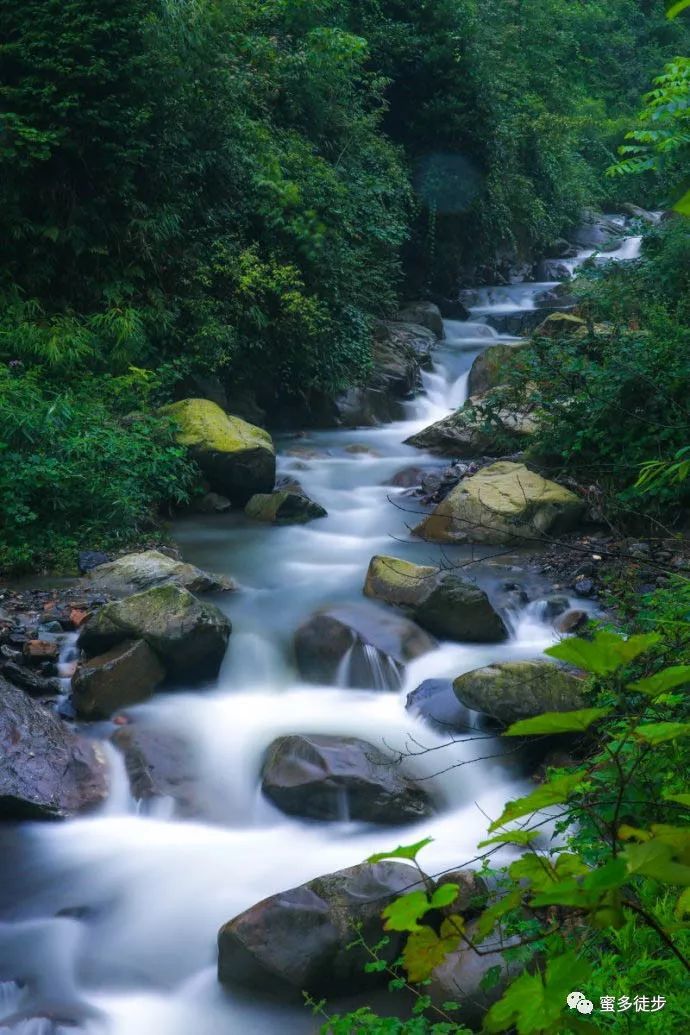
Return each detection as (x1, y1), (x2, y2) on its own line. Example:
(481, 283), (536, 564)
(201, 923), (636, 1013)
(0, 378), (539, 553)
(509, 854), (557, 892)
(635, 722), (690, 745)
(624, 840), (690, 885)
(666, 0), (690, 20)
(479, 830), (541, 848)
(474, 889), (523, 940)
(674, 187), (690, 215)
(402, 918), (463, 982)
(664, 793), (690, 808)
(430, 883), (460, 909)
(504, 708), (611, 737)
(545, 631), (659, 675)
(382, 890), (433, 932)
(627, 666), (690, 697)
(367, 837), (433, 864)
(489, 771), (587, 832)
(484, 951), (591, 1034)
(676, 888), (690, 918)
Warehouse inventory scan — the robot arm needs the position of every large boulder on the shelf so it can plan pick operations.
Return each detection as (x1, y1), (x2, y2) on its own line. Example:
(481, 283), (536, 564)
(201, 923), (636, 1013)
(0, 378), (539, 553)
(405, 402), (536, 458)
(364, 556), (507, 643)
(87, 550), (234, 597)
(161, 398), (275, 504)
(406, 678), (469, 731)
(78, 585), (231, 683)
(430, 918), (523, 1024)
(72, 639), (165, 719)
(294, 603), (435, 687)
(261, 734), (432, 823)
(532, 312), (586, 338)
(453, 661), (586, 726)
(245, 491), (327, 525)
(414, 462), (584, 545)
(0, 677), (108, 819)
(571, 210), (623, 248)
(217, 862), (420, 997)
(467, 342), (527, 398)
(395, 302), (445, 339)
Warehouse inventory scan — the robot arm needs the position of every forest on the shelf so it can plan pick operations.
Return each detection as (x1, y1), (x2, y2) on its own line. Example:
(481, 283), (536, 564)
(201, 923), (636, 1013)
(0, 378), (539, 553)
(1, 1), (690, 1033)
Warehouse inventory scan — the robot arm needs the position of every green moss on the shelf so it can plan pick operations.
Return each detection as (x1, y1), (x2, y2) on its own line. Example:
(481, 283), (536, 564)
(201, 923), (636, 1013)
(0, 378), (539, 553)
(161, 399), (274, 455)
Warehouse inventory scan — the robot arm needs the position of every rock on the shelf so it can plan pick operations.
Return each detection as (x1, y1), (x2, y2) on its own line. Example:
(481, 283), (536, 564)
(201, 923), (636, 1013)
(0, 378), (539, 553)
(555, 609), (588, 634)
(245, 491), (327, 525)
(78, 585), (231, 683)
(261, 734), (432, 823)
(1, 661), (62, 697)
(467, 342), (527, 398)
(574, 576), (595, 597)
(428, 294), (470, 321)
(23, 640), (59, 663)
(78, 550), (112, 574)
(111, 723), (198, 811)
(72, 639), (166, 719)
(0, 676), (108, 819)
(533, 312), (587, 338)
(395, 301), (445, 339)
(217, 862), (420, 997)
(534, 259), (573, 281)
(344, 443), (381, 456)
(571, 211), (623, 248)
(192, 492), (233, 514)
(405, 401), (536, 458)
(161, 398), (275, 505)
(363, 556), (508, 643)
(414, 462), (584, 546)
(406, 679), (469, 730)
(385, 465), (428, 488)
(294, 604), (435, 687)
(174, 372), (228, 410)
(621, 203), (661, 225)
(87, 550), (234, 596)
(453, 661), (586, 726)
(541, 596), (571, 619)
(628, 541), (652, 560)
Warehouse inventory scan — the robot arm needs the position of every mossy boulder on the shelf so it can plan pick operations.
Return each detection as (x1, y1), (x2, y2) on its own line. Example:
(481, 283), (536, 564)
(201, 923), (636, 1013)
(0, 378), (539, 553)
(395, 301), (444, 339)
(88, 549), (234, 596)
(79, 584), (231, 683)
(261, 734), (432, 824)
(532, 312), (586, 338)
(72, 639), (166, 719)
(161, 398), (275, 504)
(364, 555), (507, 643)
(453, 660), (586, 726)
(404, 401), (536, 457)
(414, 461), (584, 545)
(467, 342), (527, 398)
(245, 491), (327, 525)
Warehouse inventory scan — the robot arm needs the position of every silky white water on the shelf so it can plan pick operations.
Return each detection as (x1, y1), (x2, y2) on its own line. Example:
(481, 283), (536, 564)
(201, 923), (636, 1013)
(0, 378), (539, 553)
(0, 228), (637, 1034)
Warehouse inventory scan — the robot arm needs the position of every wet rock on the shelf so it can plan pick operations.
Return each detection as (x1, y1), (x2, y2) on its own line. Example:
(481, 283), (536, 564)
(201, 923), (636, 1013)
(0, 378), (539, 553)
(493, 581), (530, 611)
(245, 491), (327, 525)
(406, 679), (469, 731)
(430, 918), (523, 1024)
(385, 465), (428, 488)
(533, 311), (587, 338)
(217, 861), (420, 997)
(628, 541), (652, 560)
(79, 584), (231, 683)
(23, 640), (59, 663)
(0, 676), (108, 819)
(364, 556), (508, 643)
(453, 661), (586, 727)
(87, 549), (234, 596)
(78, 550), (112, 574)
(111, 723), (198, 810)
(555, 609), (589, 634)
(574, 576), (595, 597)
(1, 661), (62, 697)
(72, 639), (166, 719)
(192, 492), (233, 514)
(541, 595), (571, 619)
(261, 734), (432, 823)
(160, 398), (276, 505)
(571, 211), (623, 248)
(621, 203), (661, 225)
(467, 342), (527, 398)
(414, 462), (584, 546)
(405, 401), (537, 458)
(428, 294), (470, 321)
(344, 443), (382, 456)
(395, 301), (445, 339)
(294, 603), (435, 687)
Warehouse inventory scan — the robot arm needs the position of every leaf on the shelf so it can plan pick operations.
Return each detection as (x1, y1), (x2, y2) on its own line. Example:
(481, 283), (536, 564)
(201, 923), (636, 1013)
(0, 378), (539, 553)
(504, 708), (611, 737)
(664, 793), (690, 808)
(509, 854), (557, 892)
(489, 771), (587, 832)
(474, 889), (523, 940)
(666, 0), (690, 20)
(479, 830), (541, 848)
(624, 840), (690, 885)
(627, 666), (690, 697)
(382, 884), (459, 932)
(545, 631), (659, 675)
(674, 187), (690, 215)
(676, 888), (690, 919)
(367, 837), (433, 864)
(484, 951), (591, 1034)
(431, 883), (460, 909)
(402, 919), (463, 982)
(635, 722), (690, 745)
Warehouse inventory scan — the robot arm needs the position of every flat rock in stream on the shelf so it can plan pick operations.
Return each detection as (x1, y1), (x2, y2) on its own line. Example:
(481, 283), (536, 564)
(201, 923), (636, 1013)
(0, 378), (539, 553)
(72, 639), (166, 719)
(218, 861), (420, 997)
(245, 490), (327, 524)
(453, 661), (587, 726)
(0, 676), (108, 819)
(87, 549), (235, 596)
(261, 734), (432, 823)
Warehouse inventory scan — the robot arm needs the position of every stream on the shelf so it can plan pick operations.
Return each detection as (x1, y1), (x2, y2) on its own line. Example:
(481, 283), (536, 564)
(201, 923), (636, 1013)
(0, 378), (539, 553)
(0, 228), (641, 1035)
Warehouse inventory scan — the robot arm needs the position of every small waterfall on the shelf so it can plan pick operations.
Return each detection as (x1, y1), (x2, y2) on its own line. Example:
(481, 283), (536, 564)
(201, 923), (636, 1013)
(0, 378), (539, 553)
(336, 638), (403, 691)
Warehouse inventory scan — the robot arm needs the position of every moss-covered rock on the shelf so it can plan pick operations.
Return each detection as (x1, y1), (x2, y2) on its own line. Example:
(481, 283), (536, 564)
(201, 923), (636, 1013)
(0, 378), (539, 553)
(364, 555), (508, 643)
(414, 461), (584, 545)
(88, 549), (234, 596)
(395, 301), (445, 339)
(79, 584), (231, 682)
(245, 491), (327, 524)
(532, 312), (586, 338)
(404, 401), (536, 457)
(453, 660), (586, 726)
(72, 639), (165, 719)
(467, 342), (527, 398)
(161, 398), (275, 504)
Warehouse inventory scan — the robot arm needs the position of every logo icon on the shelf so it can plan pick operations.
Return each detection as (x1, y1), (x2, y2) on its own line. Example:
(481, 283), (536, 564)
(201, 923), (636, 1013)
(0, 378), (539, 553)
(567, 991), (594, 1014)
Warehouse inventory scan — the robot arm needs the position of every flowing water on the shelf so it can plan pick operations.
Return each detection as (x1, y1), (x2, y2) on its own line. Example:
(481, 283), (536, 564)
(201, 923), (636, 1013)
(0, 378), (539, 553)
(0, 224), (638, 1035)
